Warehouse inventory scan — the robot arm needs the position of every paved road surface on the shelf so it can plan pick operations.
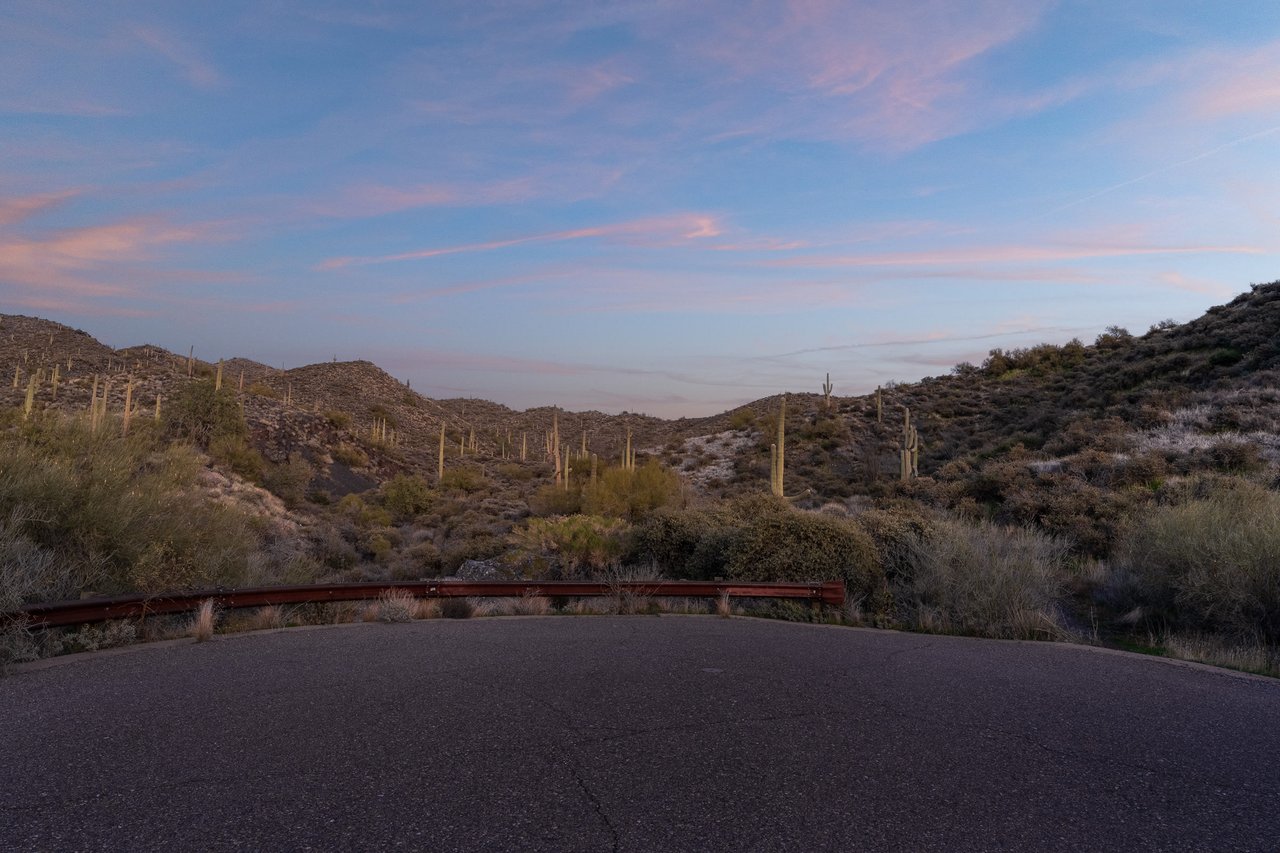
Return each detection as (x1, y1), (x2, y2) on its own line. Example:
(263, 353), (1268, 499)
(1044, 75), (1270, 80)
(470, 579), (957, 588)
(3, 617), (1278, 851)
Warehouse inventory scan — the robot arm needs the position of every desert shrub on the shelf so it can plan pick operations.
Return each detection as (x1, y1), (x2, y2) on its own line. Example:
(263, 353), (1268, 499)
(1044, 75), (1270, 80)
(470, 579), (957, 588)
(899, 517), (1070, 639)
(854, 505), (935, 580)
(337, 494), (392, 528)
(510, 515), (630, 578)
(440, 465), (488, 494)
(0, 510), (63, 609)
(1114, 484), (1280, 640)
(581, 460), (681, 521)
(380, 474), (434, 520)
(246, 382), (278, 398)
(496, 463), (536, 482)
(262, 452), (313, 507)
(724, 499), (881, 598)
(1206, 440), (1264, 474)
(630, 505), (736, 580)
(529, 484), (583, 516)
(389, 540), (441, 580)
(331, 443), (368, 468)
(325, 410), (353, 429)
(163, 380), (246, 447)
(440, 533), (505, 573)
(209, 435), (264, 481)
(0, 418), (257, 599)
(727, 408), (755, 431)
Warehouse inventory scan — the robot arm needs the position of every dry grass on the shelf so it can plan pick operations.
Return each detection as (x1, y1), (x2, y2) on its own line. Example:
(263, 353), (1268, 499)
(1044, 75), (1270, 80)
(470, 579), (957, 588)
(510, 591), (551, 616)
(565, 598), (612, 615)
(412, 598), (441, 619)
(1162, 632), (1278, 677)
(901, 518), (1070, 640)
(715, 591), (732, 618)
(374, 589), (417, 623)
(190, 599), (217, 642)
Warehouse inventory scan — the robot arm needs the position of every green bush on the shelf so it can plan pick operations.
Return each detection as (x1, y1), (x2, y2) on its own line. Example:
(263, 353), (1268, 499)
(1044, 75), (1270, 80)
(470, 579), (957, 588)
(440, 465), (488, 494)
(529, 483), (583, 516)
(381, 474), (434, 520)
(0, 417), (257, 599)
(724, 498), (880, 594)
(331, 443), (368, 468)
(631, 505), (736, 580)
(510, 515), (630, 578)
(581, 460), (681, 521)
(210, 435), (264, 481)
(1114, 483), (1280, 640)
(262, 452), (313, 508)
(163, 380), (246, 448)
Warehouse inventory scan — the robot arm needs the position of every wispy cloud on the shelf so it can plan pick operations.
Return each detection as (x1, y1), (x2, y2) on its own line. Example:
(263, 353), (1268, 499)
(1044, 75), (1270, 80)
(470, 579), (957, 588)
(310, 178), (538, 218)
(766, 241), (1264, 269)
(684, 0), (1055, 150)
(133, 26), (224, 89)
(0, 217), (213, 297)
(0, 188), (81, 225)
(1184, 40), (1280, 119)
(319, 213), (724, 269)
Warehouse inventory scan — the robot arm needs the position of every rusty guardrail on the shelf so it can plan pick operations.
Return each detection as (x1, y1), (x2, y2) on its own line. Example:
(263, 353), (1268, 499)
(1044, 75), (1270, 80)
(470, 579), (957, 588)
(9, 580), (845, 629)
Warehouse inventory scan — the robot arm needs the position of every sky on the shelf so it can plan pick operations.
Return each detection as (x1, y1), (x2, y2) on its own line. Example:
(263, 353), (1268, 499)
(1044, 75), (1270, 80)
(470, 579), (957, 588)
(2, 1), (1278, 417)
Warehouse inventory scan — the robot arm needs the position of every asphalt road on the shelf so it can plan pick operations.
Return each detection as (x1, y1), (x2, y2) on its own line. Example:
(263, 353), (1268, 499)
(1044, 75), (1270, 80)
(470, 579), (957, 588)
(2, 617), (1278, 852)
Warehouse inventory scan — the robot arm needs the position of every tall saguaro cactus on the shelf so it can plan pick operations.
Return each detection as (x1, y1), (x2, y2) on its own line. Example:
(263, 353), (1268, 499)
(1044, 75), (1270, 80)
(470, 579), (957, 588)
(438, 423), (446, 483)
(900, 406), (920, 481)
(770, 394), (786, 496)
(822, 373), (833, 410)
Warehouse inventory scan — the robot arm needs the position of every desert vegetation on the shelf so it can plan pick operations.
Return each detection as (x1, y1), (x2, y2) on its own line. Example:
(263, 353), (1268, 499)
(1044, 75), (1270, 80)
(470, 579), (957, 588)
(2, 282), (1279, 677)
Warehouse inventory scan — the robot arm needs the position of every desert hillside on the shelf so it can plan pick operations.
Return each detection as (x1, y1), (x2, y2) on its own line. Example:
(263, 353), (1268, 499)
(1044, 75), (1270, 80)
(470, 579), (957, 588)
(2, 281), (1278, 674)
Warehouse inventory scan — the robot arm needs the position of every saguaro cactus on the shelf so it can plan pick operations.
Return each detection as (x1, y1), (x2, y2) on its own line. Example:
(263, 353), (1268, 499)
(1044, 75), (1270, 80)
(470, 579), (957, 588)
(771, 395), (786, 496)
(122, 378), (134, 436)
(22, 375), (35, 421)
(438, 423), (446, 483)
(900, 406), (920, 481)
(822, 373), (833, 410)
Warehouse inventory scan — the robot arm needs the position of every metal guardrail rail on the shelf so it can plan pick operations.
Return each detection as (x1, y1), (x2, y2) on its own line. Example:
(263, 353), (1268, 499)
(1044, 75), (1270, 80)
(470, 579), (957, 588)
(9, 580), (845, 629)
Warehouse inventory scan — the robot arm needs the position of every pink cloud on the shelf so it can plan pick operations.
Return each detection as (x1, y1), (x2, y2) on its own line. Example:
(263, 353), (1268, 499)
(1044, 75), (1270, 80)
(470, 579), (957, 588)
(1186, 40), (1280, 119)
(0, 188), (81, 225)
(687, 0), (1054, 150)
(133, 26), (223, 89)
(0, 217), (214, 299)
(320, 213), (725, 269)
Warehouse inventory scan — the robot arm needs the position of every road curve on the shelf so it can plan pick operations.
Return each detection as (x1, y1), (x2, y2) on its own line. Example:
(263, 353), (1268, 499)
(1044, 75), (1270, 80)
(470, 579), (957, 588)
(2, 617), (1277, 852)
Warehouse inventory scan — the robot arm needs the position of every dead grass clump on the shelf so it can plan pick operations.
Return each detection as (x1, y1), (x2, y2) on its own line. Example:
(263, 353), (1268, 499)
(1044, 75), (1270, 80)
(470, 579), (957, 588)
(375, 589), (417, 623)
(250, 605), (287, 631)
(1162, 632), (1278, 677)
(566, 598), (611, 615)
(470, 598), (503, 617)
(510, 591), (551, 616)
(190, 599), (217, 642)
(412, 598), (441, 620)
(715, 591), (732, 618)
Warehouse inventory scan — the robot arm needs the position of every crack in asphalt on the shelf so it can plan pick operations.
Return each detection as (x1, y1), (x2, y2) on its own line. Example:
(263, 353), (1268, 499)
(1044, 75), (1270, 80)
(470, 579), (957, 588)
(559, 748), (621, 853)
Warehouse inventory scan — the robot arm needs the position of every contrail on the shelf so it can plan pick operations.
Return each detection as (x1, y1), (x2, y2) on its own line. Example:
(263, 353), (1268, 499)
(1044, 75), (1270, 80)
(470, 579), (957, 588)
(1040, 123), (1280, 218)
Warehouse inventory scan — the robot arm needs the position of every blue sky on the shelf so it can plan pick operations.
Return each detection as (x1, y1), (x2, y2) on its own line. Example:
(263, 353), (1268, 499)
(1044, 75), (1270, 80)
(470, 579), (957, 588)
(2, 1), (1278, 416)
